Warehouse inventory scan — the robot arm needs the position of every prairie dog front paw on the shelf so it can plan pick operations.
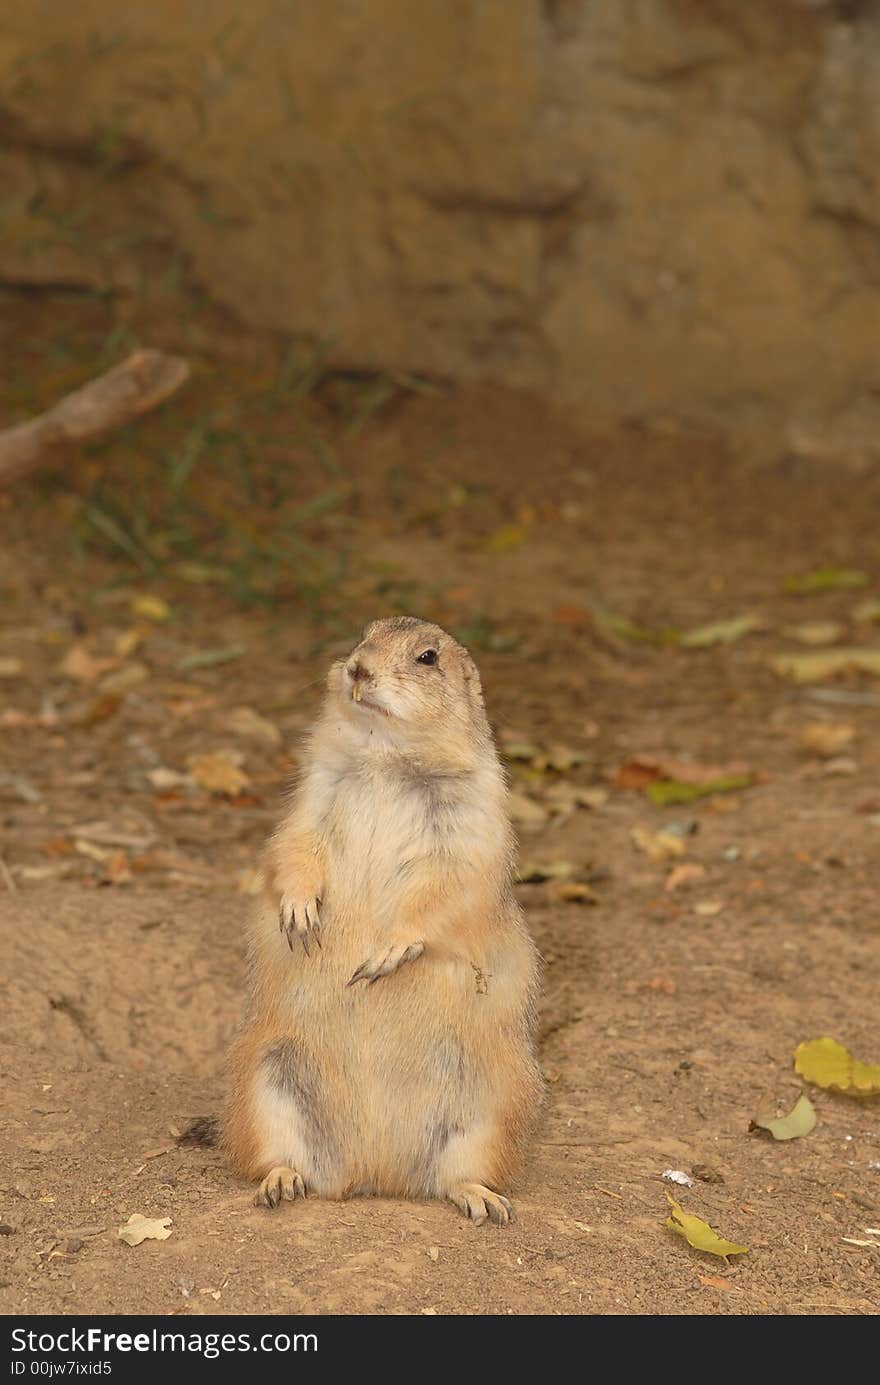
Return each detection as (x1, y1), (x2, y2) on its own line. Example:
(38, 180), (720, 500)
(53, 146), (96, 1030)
(278, 887), (324, 955)
(348, 940), (424, 986)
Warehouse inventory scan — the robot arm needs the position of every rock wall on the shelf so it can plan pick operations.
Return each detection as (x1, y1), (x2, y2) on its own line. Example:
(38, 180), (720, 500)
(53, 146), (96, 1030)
(3, 0), (880, 457)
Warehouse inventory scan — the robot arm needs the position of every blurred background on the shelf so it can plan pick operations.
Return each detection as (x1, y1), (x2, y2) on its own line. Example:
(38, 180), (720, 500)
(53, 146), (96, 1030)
(2, 0), (880, 1317)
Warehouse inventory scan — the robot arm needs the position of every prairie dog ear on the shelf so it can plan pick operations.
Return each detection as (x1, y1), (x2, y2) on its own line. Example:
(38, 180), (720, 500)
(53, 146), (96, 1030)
(460, 650), (485, 707)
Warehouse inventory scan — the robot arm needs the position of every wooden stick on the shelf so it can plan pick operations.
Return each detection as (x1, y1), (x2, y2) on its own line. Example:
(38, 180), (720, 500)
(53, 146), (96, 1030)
(0, 349), (190, 485)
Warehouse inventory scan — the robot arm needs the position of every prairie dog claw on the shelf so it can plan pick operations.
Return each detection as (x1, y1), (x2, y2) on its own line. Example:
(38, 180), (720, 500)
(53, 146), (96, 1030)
(255, 1165), (306, 1208)
(448, 1184), (513, 1227)
(347, 941), (424, 986)
(279, 892), (323, 955)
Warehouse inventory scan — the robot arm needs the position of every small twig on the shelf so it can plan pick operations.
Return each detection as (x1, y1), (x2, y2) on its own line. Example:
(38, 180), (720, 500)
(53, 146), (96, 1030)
(0, 349), (190, 485)
(0, 854), (17, 893)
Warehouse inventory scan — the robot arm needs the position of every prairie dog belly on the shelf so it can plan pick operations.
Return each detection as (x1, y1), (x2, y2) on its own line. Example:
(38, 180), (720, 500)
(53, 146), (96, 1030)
(261, 910), (531, 1195)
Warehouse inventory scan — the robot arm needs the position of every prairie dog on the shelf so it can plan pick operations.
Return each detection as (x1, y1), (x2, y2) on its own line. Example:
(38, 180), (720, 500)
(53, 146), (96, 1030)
(222, 616), (544, 1225)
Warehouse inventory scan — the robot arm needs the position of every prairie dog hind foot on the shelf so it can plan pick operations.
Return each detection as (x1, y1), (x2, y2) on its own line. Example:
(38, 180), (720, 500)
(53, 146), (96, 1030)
(448, 1184), (513, 1227)
(256, 1165), (306, 1208)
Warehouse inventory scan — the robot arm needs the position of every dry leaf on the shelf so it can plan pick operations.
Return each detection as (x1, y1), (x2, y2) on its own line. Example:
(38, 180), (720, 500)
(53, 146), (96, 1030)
(531, 745), (586, 773)
(852, 599), (880, 624)
(114, 627), (146, 659)
(500, 735), (540, 762)
(553, 881), (598, 905)
(770, 649), (880, 683)
(592, 609), (671, 645)
(58, 645), (115, 683)
(750, 1093), (817, 1141)
(615, 761), (660, 790)
(146, 767), (193, 791)
(225, 706), (283, 748)
(800, 722), (855, 758)
(784, 621), (843, 646)
(74, 839), (110, 862)
(543, 783), (608, 816)
(785, 567), (868, 594)
(517, 860), (574, 883)
(486, 525), (526, 553)
(662, 1170), (694, 1187)
(694, 898), (724, 917)
(648, 974), (676, 994)
(665, 863), (707, 892)
(103, 850), (133, 885)
(679, 615), (760, 648)
(118, 1214), (173, 1247)
(822, 756), (857, 776)
(794, 1037), (880, 1097)
(131, 594), (170, 622)
(99, 663), (149, 695)
(631, 826), (686, 863)
(665, 1191), (748, 1261)
(1, 707), (58, 728)
(648, 774), (752, 806)
(0, 658), (23, 679)
(187, 749), (250, 796)
(617, 754), (752, 789)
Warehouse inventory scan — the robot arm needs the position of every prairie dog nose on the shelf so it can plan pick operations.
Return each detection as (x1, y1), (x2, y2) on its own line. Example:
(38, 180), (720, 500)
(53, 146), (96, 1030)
(346, 659), (374, 701)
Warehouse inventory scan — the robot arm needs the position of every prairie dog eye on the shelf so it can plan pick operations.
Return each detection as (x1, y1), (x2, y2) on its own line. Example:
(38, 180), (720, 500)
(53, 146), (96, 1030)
(416, 648), (438, 666)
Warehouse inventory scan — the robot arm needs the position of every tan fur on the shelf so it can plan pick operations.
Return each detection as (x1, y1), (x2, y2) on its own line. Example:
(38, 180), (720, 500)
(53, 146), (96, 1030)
(222, 616), (544, 1224)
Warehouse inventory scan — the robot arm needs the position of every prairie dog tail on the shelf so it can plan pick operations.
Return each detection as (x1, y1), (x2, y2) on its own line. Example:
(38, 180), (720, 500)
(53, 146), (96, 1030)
(177, 1115), (220, 1148)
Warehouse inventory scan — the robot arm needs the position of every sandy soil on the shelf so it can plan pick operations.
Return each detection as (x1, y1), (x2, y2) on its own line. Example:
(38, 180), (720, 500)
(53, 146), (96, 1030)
(1, 351), (879, 1315)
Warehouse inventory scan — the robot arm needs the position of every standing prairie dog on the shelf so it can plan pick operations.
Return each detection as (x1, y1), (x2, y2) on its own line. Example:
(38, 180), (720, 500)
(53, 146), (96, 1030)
(222, 616), (544, 1225)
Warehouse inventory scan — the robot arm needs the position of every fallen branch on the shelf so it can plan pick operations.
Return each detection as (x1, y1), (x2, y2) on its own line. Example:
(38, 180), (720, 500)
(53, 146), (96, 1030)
(0, 349), (190, 485)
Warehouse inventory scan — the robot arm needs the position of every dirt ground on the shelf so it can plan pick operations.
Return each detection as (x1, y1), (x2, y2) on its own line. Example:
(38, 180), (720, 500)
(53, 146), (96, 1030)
(1, 304), (879, 1315)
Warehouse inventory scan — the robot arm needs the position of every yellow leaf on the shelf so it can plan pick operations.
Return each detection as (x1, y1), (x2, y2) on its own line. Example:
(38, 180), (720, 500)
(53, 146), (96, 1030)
(553, 881), (598, 905)
(114, 627), (146, 658)
(517, 860), (574, 883)
(131, 594), (170, 622)
(750, 1093), (817, 1141)
(794, 1037), (880, 1097)
(679, 615), (759, 648)
(665, 1191), (748, 1261)
(486, 525), (526, 553)
(785, 567), (868, 594)
(769, 648), (880, 683)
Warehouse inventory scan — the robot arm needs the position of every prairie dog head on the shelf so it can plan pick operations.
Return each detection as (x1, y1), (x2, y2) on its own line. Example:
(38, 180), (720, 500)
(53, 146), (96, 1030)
(328, 617), (489, 753)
